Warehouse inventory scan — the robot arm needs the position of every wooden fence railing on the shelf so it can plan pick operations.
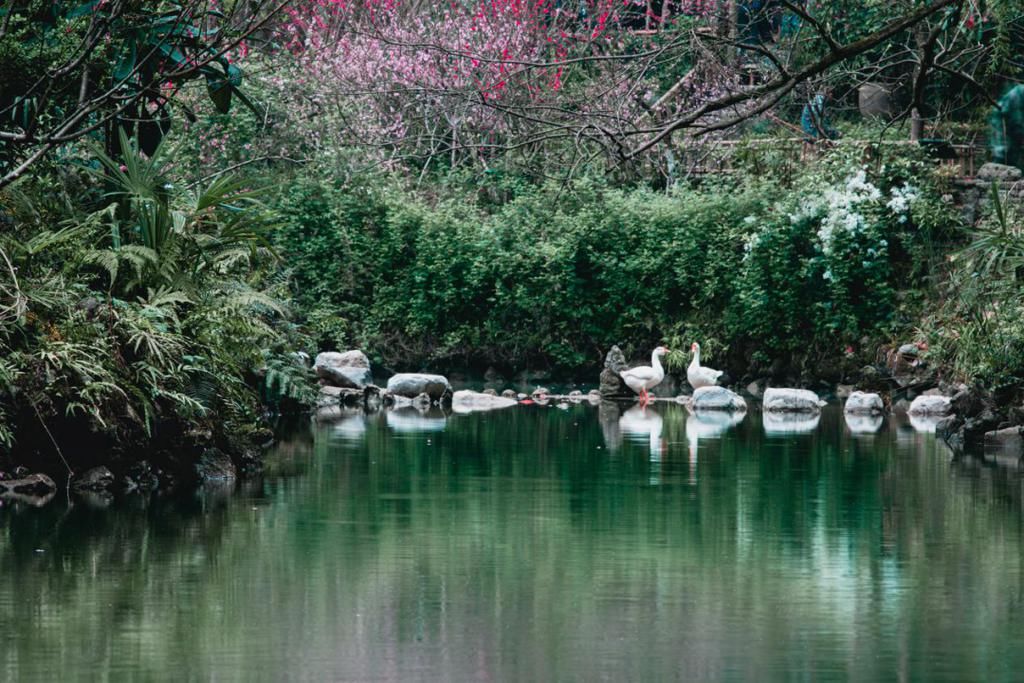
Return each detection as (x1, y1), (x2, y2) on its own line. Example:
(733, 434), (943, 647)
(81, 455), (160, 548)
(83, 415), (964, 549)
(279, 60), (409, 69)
(674, 138), (988, 178)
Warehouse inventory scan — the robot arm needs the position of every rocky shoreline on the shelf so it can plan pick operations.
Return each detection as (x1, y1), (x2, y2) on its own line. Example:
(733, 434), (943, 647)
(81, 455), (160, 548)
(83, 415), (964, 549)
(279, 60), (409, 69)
(5, 341), (1020, 509)
(314, 343), (1024, 463)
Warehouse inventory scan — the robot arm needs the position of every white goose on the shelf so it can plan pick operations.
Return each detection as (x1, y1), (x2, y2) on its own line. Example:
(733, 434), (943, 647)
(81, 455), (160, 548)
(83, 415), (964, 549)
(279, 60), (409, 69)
(619, 346), (668, 405)
(687, 342), (723, 390)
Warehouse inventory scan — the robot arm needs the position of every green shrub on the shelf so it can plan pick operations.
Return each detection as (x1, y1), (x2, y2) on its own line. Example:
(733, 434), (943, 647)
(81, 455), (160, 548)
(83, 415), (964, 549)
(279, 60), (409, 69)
(0, 141), (313, 464)
(269, 144), (957, 376)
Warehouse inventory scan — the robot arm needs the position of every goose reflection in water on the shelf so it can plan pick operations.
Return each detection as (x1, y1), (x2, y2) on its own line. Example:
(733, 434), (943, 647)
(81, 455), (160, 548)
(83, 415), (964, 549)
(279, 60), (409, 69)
(619, 406), (664, 485)
(686, 410), (745, 485)
(763, 411), (821, 435)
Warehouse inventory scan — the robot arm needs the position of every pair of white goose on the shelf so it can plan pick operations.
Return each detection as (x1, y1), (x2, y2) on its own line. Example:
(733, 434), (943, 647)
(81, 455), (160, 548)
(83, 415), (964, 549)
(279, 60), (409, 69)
(619, 342), (722, 404)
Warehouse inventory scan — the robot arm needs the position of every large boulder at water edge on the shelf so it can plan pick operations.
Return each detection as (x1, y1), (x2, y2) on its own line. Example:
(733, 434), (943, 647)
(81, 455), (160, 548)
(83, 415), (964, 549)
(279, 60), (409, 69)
(0, 473), (57, 496)
(844, 391), (884, 415)
(387, 373), (452, 400)
(691, 386), (747, 412)
(763, 388), (826, 413)
(315, 350), (371, 389)
(452, 390), (517, 414)
(908, 394), (952, 416)
(72, 466), (115, 492)
(978, 162), (1023, 182)
(194, 448), (237, 484)
(599, 345), (634, 400)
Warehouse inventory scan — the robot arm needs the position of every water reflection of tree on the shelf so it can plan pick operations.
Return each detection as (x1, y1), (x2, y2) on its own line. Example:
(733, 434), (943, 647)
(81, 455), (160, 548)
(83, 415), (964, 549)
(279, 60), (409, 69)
(0, 406), (1022, 679)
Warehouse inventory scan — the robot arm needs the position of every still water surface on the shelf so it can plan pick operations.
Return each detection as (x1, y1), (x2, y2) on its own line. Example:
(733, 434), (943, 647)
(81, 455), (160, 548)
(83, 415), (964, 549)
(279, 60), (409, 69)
(2, 403), (1024, 681)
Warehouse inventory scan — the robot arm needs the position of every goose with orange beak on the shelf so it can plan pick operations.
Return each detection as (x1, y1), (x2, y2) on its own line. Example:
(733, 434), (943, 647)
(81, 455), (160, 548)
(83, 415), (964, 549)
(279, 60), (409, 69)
(687, 342), (723, 390)
(619, 346), (668, 406)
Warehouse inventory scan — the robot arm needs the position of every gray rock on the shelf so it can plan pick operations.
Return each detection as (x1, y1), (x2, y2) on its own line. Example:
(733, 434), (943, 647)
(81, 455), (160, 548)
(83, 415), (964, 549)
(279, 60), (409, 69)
(964, 409), (1001, 448)
(386, 373), (452, 400)
(72, 466), (115, 492)
(452, 390), (517, 413)
(501, 389), (517, 399)
(365, 390), (383, 412)
(835, 384), (855, 399)
(604, 345), (630, 373)
(600, 346), (634, 400)
(195, 449), (237, 484)
(898, 343), (920, 357)
(0, 473), (57, 496)
(978, 162), (1023, 182)
(763, 388), (826, 413)
(844, 391), (884, 415)
(76, 296), (101, 315)
(123, 461), (159, 493)
(908, 394), (952, 416)
(483, 388), (498, 396)
(319, 365), (371, 389)
(318, 385), (344, 405)
(691, 386), (747, 411)
(317, 385), (365, 407)
(746, 380), (766, 398)
(951, 389), (984, 418)
(935, 415), (963, 441)
(940, 418), (966, 450)
(532, 387), (551, 398)
(315, 350), (371, 389)
(984, 426), (1023, 453)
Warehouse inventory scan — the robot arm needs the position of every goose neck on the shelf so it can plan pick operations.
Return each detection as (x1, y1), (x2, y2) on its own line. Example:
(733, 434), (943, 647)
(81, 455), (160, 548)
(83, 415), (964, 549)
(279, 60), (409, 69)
(651, 350), (663, 372)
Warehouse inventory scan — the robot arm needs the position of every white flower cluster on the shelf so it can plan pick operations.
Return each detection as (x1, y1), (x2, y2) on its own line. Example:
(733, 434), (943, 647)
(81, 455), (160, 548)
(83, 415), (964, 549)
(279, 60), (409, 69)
(743, 169), (901, 272)
(741, 215), (761, 259)
(886, 183), (919, 222)
(814, 170), (882, 256)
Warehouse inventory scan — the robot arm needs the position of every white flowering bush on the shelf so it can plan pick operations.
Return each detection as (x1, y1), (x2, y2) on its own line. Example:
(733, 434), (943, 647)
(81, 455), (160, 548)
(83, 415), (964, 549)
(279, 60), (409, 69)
(735, 154), (940, 355)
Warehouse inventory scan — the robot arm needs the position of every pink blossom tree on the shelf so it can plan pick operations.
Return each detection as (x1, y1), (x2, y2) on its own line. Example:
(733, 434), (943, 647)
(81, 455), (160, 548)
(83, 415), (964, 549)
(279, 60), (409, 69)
(184, 0), (979, 181)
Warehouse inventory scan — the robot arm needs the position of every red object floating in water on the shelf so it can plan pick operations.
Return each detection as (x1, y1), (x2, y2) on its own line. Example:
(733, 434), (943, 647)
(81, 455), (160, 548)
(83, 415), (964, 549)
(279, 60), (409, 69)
(519, 399), (535, 405)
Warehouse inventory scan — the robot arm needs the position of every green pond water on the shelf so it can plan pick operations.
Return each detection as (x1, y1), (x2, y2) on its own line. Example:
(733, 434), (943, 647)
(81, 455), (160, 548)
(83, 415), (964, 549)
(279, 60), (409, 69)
(1, 402), (1024, 681)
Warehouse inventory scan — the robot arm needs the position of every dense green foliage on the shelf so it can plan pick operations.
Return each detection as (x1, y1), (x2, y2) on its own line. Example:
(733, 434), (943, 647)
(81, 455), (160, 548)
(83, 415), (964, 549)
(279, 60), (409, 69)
(0, 138), (311, 469)
(923, 186), (1024, 388)
(3, 1), (1024, 477)
(271, 145), (959, 377)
